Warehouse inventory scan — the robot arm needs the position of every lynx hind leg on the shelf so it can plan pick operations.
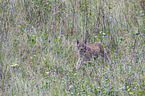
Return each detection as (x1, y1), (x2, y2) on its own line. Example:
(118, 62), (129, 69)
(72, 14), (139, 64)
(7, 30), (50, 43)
(100, 50), (109, 61)
(104, 52), (109, 61)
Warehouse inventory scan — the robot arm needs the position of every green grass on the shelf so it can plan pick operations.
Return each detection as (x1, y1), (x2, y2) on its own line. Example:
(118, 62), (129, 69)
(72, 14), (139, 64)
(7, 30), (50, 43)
(0, 0), (145, 95)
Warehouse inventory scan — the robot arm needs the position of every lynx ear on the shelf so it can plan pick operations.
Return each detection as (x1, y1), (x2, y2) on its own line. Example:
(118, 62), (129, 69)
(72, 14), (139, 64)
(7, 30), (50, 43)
(84, 39), (87, 44)
(76, 40), (79, 45)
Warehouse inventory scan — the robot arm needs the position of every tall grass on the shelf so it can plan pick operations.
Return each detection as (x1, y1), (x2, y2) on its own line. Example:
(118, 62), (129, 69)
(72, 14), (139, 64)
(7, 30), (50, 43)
(0, 0), (145, 95)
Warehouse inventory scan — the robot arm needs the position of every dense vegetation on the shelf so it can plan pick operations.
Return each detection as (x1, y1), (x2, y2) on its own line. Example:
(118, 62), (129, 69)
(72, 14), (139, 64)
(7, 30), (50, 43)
(0, 0), (145, 95)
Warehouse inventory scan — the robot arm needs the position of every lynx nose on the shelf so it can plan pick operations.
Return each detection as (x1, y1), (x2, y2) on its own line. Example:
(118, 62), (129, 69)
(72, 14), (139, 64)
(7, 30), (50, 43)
(79, 47), (84, 50)
(80, 48), (83, 50)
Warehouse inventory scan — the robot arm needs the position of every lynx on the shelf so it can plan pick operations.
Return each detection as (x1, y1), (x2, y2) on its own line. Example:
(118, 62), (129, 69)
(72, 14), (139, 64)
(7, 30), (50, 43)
(76, 39), (109, 69)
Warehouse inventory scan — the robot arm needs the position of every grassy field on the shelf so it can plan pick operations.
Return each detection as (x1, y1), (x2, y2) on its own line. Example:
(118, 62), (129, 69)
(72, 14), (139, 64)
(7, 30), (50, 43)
(0, 0), (145, 95)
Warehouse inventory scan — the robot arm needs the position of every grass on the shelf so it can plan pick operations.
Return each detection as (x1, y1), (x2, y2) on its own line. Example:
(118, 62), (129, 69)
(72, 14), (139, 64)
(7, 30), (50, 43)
(0, 0), (145, 95)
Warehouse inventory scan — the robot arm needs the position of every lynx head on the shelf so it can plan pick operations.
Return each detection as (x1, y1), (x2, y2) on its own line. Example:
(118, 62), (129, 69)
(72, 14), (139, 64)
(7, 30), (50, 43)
(76, 40), (87, 52)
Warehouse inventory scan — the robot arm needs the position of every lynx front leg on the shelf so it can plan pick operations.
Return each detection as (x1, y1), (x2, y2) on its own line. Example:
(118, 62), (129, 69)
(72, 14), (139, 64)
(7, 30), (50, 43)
(76, 58), (81, 70)
(76, 58), (84, 70)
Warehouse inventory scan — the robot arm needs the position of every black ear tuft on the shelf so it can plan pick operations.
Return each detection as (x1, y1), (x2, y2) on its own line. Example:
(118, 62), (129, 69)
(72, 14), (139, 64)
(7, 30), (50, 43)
(76, 40), (79, 44)
(84, 39), (87, 44)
